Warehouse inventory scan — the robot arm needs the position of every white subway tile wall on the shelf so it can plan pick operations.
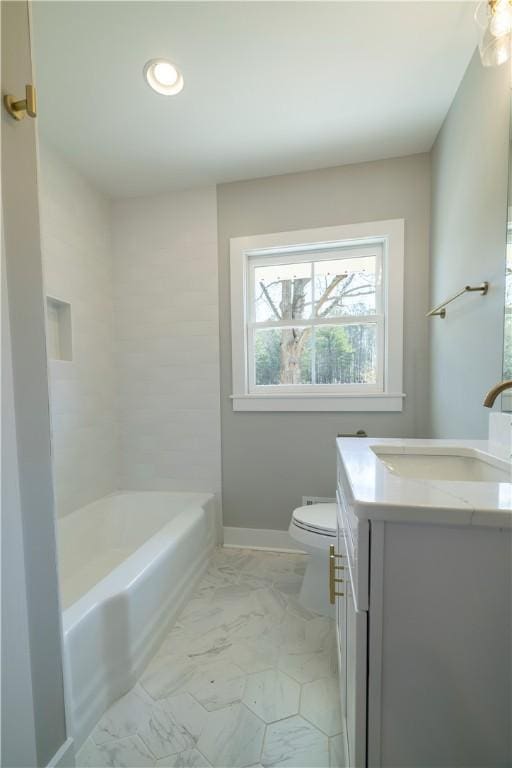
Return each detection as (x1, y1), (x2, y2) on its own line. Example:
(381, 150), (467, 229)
(112, 188), (221, 496)
(39, 144), (118, 517)
(39, 146), (222, 516)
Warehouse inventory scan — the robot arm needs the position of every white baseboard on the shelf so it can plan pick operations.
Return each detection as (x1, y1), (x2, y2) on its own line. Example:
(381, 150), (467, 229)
(47, 737), (75, 768)
(223, 526), (305, 553)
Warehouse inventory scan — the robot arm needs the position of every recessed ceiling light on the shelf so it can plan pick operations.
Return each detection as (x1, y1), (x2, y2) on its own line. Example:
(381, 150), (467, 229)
(144, 58), (184, 96)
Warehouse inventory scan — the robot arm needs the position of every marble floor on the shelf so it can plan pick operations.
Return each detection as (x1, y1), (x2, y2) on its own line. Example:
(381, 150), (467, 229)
(76, 547), (344, 768)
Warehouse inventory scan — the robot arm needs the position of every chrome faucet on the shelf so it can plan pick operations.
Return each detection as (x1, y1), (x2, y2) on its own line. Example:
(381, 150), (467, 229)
(483, 380), (512, 408)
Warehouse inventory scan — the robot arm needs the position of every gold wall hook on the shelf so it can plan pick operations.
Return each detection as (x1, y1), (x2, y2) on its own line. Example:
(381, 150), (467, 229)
(4, 84), (37, 121)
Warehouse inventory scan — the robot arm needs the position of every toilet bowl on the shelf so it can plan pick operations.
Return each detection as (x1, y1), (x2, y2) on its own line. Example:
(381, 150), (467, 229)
(288, 503), (338, 617)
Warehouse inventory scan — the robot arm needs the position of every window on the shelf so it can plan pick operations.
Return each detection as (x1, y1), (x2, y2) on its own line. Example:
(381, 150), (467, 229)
(230, 220), (405, 411)
(250, 247), (382, 391)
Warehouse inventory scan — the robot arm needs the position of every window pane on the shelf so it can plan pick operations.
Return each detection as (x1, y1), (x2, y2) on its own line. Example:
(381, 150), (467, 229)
(255, 327), (312, 385)
(314, 324), (377, 384)
(254, 262), (313, 322)
(314, 255), (377, 317)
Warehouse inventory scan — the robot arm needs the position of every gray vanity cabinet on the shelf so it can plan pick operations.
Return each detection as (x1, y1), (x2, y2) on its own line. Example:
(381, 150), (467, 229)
(336, 458), (512, 768)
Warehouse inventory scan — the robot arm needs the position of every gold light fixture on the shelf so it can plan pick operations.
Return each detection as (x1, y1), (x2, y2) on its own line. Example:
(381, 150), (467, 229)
(475, 0), (512, 66)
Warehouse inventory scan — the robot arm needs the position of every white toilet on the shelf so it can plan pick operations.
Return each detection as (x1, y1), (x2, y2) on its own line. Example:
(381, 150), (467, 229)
(288, 503), (338, 617)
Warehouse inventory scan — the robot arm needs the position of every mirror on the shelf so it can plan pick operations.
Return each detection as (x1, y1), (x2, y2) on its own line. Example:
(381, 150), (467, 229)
(504, 108), (512, 411)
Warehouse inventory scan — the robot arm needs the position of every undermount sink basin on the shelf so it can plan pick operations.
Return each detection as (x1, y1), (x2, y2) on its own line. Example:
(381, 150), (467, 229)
(372, 447), (512, 483)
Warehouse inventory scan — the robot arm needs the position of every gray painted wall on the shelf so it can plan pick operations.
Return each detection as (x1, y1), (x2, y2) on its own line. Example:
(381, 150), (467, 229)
(430, 50), (510, 438)
(217, 155), (431, 531)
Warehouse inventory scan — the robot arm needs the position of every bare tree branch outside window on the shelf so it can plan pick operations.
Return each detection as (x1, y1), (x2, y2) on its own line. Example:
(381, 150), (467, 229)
(254, 260), (378, 385)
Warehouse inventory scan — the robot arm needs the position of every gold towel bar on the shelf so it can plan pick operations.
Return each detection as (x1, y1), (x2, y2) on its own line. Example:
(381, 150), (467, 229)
(427, 282), (488, 319)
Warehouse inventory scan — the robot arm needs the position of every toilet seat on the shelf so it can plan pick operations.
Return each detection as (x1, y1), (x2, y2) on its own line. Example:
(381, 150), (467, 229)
(291, 503), (336, 538)
(292, 518), (336, 537)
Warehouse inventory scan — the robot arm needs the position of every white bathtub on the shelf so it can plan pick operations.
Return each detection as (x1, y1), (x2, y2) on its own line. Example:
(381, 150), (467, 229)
(58, 491), (217, 749)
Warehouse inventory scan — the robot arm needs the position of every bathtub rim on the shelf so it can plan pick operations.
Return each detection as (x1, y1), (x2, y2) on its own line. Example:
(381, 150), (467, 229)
(61, 490), (215, 632)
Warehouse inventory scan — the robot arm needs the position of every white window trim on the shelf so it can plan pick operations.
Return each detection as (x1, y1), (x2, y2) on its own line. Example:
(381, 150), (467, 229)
(230, 219), (405, 412)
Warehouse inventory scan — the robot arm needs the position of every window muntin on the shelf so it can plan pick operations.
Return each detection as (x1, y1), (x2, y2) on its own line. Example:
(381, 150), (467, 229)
(254, 261), (313, 321)
(247, 245), (384, 393)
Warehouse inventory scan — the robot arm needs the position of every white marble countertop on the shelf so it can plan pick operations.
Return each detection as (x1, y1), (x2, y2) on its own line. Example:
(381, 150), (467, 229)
(336, 437), (512, 527)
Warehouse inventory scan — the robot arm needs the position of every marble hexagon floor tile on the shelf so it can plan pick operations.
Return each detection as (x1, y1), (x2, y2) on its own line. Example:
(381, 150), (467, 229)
(135, 694), (207, 761)
(272, 572), (304, 595)
(284, 594), (321, 622)
(92, 685), (154, 745)
(187, 661), (246, 696)
(81, 547), (343, 768)
(294, 617), (334, 654)
(234, 572), (275, 590)
(328, 734), (346, 768)
(229, 637), (280, 673)
(261, 715), (329, 768)
(177, 596), (229, 635)
(76, 734), (155, 767)
(170, 625), (235, 667)
(157, 624), (194, 658)
(242, 670), (300, 723)
(196, 703), (265, 768)
(141, 654), (199, 700)
(194, 565), (236, 593)
(156, 748), (212, 767)
(273, 614), (317, 654)
(160, 693), (208, 743)
(300, 677), (342, 737)
(212, 582), (255, 601)
(137, 703), (198, 759)
(278, 647), (337, 685)
(210, 547), (248, 571)
(142, 656), (246, 702)
(178, 591), (278, 643)
(252, 587), (288, 619)
(247, 552), (306, 577)
(192, 673), (247, 711)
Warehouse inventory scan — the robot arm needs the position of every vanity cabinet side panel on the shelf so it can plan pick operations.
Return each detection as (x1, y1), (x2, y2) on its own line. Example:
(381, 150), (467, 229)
(368, 521), (385, 767)
(336, 509), (348, 758)
(346, 582), (368, 768)
(378, 522), (511, 768)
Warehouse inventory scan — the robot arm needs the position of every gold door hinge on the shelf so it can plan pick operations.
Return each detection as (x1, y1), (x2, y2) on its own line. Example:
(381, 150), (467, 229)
(4, 84), (37, 121)
(329, 544), (344, 604)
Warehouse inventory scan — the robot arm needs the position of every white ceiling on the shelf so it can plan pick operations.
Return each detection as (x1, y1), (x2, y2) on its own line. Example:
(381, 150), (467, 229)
(32, 1), (478, 199)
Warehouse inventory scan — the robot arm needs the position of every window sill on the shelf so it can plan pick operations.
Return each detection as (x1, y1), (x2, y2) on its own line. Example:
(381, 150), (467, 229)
(230, 393), (406, 412)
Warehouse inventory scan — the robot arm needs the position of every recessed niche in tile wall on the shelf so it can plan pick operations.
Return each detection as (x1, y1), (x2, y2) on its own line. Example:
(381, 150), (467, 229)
(46, 296), (72, 361)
